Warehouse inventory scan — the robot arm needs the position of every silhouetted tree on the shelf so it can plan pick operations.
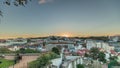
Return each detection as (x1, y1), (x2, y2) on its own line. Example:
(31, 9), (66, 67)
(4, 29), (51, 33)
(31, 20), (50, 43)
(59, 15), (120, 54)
(14, 53), (22, 64)
(52, 47), (60, 55)
(0, 0), (31, 16)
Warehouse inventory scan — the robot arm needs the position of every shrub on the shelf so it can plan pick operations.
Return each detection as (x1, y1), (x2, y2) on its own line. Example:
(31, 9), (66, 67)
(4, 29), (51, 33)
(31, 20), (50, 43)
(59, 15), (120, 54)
(77, 64), (84, 68)
(28, 52), (58, 68)
(52, 47), (60, 55)
(16, 48), (40, 53)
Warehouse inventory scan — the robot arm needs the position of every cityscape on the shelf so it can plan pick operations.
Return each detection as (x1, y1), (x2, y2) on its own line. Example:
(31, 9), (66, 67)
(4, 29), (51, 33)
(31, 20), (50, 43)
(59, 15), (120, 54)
(0, 0), (120, 68)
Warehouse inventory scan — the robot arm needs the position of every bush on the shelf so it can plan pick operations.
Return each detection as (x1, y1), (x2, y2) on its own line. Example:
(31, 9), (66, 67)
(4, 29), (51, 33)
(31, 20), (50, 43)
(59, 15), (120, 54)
(98, 52), (106, 63)
(0, 47), (13, 53)
(90, 47), (100, 60)
(77, 64), (84, 68)
(29, 60), (39, 68)
(16, 48), (40, 53)
(52, 47), (60, 55)
(108, 60), (120, 68)
(14, 53), (22, 64)
(28, 52), (58, 68)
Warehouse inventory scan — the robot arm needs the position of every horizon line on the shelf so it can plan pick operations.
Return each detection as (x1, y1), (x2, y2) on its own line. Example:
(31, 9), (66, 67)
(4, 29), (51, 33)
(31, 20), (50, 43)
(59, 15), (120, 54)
(0, 34), (120, 39)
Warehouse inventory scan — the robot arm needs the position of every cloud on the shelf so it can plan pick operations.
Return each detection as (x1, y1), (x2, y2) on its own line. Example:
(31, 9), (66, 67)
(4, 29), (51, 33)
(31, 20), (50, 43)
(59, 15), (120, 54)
(39, 0), (53, 4)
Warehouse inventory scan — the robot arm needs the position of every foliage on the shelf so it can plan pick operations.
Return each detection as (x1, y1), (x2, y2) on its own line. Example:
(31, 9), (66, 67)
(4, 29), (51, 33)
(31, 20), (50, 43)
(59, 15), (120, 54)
(98, 52), (106, 63)
(52, 47), (60, 55)
(84, 53), (89, 57)
(50, 36), (57, 40)
(3, 0), (31, 6)
(0, 0), (31, 16)
(29, 52), (58, 68)
(108, 60), (120, 68)
(27, 38), (31, 42)
(28, 60), (40, 68)
(80, 36), (109, 42)
(0, 11), (2, 16)
(109, 56), (118, 61)
(16, 48), (40, 53)
(14, 53), (22, 64)
(89, 48), (106, 63)
(108, 56), (119, 68)
(89, 47), (100, 60)
(19, 48), (25, 54)
(77, 64), (84, 68)
(0, 58), (14, 68)
(0, 47), (13, 53)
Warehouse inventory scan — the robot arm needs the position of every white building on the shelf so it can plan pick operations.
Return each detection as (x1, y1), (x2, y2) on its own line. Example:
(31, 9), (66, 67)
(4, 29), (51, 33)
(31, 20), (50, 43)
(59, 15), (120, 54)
(102, 42), (114, 52)
(8, 46), (20, 51)
(46, 43), (74, 51)
(0, 39), (27, 46)
(86, 39), (96, 50)
(105, 52), (110, 61)
(86, 39), (114, 51)
(51, 47), (82, 68)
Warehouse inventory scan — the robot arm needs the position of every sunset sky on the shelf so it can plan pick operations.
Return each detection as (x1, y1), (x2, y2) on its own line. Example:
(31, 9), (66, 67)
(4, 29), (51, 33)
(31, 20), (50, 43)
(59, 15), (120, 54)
(0, 0), (120, 39)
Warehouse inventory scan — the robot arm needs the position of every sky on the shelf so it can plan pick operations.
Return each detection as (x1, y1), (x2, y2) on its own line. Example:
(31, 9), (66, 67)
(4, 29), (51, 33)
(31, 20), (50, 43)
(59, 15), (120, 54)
(0, 0), (120, 39)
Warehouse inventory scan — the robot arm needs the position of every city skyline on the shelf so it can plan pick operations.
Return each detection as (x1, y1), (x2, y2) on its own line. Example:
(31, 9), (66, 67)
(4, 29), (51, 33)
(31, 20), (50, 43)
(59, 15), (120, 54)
(0, 0), (120, 39)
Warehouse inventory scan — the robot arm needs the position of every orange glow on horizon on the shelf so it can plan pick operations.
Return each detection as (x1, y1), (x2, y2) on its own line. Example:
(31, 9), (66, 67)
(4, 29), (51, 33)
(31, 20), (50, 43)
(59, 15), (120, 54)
(59, 32), (73, 37)
(62, 34), (69, 37)
(0, 33), (119, 39)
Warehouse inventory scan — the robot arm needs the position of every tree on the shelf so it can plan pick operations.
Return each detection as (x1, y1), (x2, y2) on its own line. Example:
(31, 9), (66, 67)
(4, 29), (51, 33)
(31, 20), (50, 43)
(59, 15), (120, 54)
(108, 60), (120, 68)
(52, 47), (60, 55)
(90, 47), (100, 60)
(50, 36), (57, 40)
(14, 53), (22, 64)
(29, 52), (58, 68)
(84, 53), (89, 57)
(0, 0), (31, 16)
(0, 47), (12, 53)
(27, 38), (31, 43)
(3, 0), (31, 6)
(16, 48), (40, 53)
(19, 48), (25, 54)
(109, 56), (118, 61)
(77, 64), (84, 68)
(98, 52), (106, 63)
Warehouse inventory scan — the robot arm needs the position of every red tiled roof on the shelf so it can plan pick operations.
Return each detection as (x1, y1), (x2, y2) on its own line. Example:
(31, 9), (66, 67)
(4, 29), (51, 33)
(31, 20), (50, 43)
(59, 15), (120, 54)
(110, 50), (116, 54)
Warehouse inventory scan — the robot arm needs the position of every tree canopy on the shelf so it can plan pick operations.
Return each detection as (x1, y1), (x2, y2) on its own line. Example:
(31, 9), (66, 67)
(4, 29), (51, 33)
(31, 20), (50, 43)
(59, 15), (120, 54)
(90, 47), (100, 60)
(3, 0), (31, 6)
(0, 0), (31, 16)
(28, 52), (58, 68)
(52, 47), (60, 55)
(77, 64), (84, 68)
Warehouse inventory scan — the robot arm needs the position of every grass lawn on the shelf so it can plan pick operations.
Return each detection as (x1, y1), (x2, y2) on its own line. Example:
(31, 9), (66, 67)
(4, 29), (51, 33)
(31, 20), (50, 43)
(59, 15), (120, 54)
(0, 58), (14, 68)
